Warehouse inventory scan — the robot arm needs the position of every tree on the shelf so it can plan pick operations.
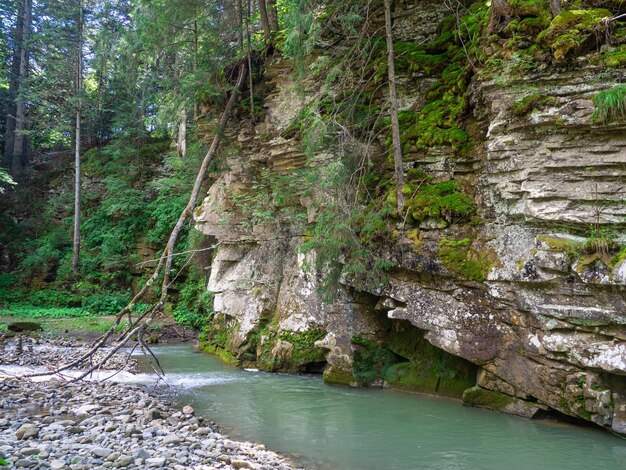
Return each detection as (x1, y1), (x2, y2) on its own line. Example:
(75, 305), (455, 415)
(3, 0), (32, 176)
(384, 0), (405, 213)
(72, 0), (83, 273)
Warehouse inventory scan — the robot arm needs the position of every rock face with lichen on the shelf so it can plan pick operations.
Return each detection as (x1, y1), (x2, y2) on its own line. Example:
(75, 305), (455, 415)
(194, 0), (626, 436)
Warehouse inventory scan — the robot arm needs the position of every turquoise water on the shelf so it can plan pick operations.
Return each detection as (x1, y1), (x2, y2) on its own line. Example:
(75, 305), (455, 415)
(143, 345), (626, 470)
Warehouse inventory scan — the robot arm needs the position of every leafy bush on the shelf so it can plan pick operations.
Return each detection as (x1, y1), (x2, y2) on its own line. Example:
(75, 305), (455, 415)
(173, 277), (214, 329)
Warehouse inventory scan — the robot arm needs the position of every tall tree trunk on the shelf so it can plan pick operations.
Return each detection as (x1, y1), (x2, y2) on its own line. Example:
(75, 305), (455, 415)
(246, 0), (254, 121)
(72, 0), (83, 273)
(193, 20), (199, 121)
(384, 0), (405, 213)
(257, 0), (272, 42)
(236, 0), (244, 49)
(4, 0), (31, 174)
(177, 109), (187, 157)
(267, 0), (279, 32)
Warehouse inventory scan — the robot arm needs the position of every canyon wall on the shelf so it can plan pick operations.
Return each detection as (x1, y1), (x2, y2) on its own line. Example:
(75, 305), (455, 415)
(194, 0), (626, 435)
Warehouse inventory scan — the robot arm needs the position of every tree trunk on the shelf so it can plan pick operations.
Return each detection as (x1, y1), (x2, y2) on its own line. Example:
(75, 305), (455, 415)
(267, 0), (279, 32)
(236, 0), (244, 49)
(257, 0), (272, 41)
(5, 0), (31, 175)
(193, 20), (199, 121)
(177, 109), (187, 157)
(384, 0), (405, 213)
(72, 0), (83, 273)
(246, 0), (254, 121)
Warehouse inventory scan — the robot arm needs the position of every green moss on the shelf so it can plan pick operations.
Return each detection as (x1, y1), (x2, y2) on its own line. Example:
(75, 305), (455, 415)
(536, 235), (584, 259)
(253, 323), (326, 372)
(280, 329), (327, 366)
(438, 238), (493, 282)
(611, 246), (626, 267)
(576, 407), (592, 421)
(511, 94), (558, 116)
(404, 180), (476, 225)
(462, 386), (516, 410)
(201, 341), (239, 366)
(537, 9), (613, 61)
(323, 367), (356, 386)
(603, 45), (626, 67)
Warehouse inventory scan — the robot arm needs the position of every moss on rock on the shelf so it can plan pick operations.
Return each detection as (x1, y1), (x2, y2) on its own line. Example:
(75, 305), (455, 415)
(438, 237), (493, 282)
(323, 367), (356, 386)
(404, 180), (476, 226)
(537, 9), (612, 61)
(462, 386), (516, 410)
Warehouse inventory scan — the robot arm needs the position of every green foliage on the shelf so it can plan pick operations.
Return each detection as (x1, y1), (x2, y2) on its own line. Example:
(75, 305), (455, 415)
(0, 305), (90, 319)
(281, 0), (321, 77)
(279, 329), (326, 365)
(438, 237), (492, 282)
(173, 277), (214, 329)
(300, 161), (394, 301)
(351, 335), (397, 385)
(593, 85), (626, 124)
(0, 168), (16, 193)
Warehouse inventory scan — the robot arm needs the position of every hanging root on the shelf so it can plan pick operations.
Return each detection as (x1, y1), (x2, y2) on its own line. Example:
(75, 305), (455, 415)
(23, 62), (249, 381)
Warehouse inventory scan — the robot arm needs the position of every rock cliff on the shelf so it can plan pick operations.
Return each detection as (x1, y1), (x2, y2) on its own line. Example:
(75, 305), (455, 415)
(193, 0), (626, 435)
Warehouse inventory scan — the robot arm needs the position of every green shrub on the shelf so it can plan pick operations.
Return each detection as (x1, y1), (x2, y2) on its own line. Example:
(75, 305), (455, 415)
(173, 277), (214, 329)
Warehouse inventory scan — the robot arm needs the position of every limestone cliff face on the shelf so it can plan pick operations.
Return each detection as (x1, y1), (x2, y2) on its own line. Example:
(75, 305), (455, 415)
(194, 1), (626, 435)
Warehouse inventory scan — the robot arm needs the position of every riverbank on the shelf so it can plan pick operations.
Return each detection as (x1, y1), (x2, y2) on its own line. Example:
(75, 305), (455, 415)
(0, 336), (296, 469)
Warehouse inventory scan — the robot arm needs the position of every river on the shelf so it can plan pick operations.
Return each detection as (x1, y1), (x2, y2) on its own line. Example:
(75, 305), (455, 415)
(135, 344), (626, 470)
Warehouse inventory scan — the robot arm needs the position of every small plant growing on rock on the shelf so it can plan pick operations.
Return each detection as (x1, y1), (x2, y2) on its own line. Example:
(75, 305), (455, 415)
(593, 85), (626, 124)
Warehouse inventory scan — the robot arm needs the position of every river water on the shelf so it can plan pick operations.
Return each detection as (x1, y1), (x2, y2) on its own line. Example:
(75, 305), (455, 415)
(136, 345), (626, 470)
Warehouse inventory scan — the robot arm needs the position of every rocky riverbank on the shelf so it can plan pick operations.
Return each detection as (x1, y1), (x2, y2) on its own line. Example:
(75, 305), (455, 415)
(0, 336), (296, 469)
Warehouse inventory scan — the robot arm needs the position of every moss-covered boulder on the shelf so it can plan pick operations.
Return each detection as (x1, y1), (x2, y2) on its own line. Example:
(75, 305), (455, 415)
(462, 386), (543, 418)
(8, 322), (43, 333)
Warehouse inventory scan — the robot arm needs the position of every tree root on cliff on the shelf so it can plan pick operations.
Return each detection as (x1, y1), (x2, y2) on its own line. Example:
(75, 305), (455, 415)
(24, 62), (249, 382)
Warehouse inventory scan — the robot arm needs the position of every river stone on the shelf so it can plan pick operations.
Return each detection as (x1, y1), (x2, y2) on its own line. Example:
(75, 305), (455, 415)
(16, 424), (38, 440)
(146, 457), (166, 467)
(92, 447), (113, 458)
(49, 460), (65, 470)
(117, 455), (133, 467)
(15, 459), (35, 467)
(182, 405), (195, 415)
(232, 460), (256, 469)
(21, 448), (39, 456)
(162, 434), (181, 445)
(74, 404), (100, 416)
